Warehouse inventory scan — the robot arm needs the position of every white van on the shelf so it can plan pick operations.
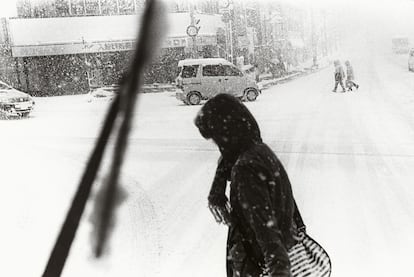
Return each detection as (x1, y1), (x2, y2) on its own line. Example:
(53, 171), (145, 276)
(175, 58), (260, 105)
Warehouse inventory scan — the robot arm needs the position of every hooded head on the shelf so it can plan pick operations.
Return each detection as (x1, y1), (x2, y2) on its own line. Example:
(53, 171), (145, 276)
(345, 60), (350, 66)
(194, 94), (262, 163)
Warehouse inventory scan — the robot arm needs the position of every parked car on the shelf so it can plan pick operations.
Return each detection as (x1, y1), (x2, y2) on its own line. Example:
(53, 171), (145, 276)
(408, 48), (414, 71)
(175, 58), (260, 105)
(87, 85), (119, 102)
(241, 64), (257, 81)
(0, 81), (35, 118)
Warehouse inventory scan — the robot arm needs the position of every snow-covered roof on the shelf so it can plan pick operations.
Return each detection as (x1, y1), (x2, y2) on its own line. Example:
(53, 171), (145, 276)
(178, 58), (231, 67)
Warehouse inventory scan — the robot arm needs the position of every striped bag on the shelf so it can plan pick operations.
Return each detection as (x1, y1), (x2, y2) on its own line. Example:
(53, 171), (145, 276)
(288, 234), (332, 277)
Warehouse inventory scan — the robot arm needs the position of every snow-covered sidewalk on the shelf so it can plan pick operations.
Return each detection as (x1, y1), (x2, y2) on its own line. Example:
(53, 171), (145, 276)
(258, 62), (331, 90)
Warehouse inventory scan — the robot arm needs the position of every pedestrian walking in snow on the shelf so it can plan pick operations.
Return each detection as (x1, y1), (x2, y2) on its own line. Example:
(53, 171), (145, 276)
(332, 60), (346, 93)
(194, 94), (306, 277)
(344, 60), (359, 91)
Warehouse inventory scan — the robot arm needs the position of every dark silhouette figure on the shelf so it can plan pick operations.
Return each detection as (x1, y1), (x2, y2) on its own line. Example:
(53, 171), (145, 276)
(332, 60), (346, 92)
(194, 94), (305, 277)
(344, 60), (359, 91)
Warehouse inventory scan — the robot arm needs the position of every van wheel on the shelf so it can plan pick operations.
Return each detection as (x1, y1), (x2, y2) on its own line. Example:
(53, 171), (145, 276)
(244, 89), (258, 101)
(187, 92), (201, 105)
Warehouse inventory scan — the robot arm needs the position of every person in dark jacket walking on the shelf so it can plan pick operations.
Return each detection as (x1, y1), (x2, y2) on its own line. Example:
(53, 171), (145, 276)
(332, 60), (346, 93)
(344, 60), (359, 91)
(194, 94), (305, 277)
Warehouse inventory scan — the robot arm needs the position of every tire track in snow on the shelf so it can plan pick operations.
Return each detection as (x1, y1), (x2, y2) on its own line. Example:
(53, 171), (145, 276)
(122, 177), (163, 277)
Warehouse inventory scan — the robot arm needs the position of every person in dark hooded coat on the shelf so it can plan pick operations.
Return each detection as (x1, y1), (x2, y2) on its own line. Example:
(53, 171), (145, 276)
(194, 94), (305, 277)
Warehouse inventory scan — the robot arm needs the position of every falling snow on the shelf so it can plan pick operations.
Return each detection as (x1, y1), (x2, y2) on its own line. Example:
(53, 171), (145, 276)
(2, 0), (414, 277)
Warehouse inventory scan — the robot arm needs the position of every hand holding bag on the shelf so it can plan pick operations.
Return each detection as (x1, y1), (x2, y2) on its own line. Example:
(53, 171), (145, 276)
(235, 200), (332, 277)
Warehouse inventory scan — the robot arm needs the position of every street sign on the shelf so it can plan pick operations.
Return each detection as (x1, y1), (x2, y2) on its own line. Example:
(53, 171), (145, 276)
(222, 12), (230, 23)
(186, 25), (199, 37)
(219, 0), (230, 8)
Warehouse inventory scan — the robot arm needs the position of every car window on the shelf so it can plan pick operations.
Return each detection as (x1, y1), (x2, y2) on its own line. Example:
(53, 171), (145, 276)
(223, 65), (243, 76)
(181, 65), (199, 78)
(202, 64), (225, 76)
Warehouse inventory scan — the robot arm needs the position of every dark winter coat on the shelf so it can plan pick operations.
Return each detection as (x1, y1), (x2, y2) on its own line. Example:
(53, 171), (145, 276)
(334, 65), (345, 81)
(195, 94), (304, 277)
(346, 65), (354, 80)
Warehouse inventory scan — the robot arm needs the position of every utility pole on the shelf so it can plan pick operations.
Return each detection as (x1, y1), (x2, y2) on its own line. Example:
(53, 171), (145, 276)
(310, 7), (317, 67)
(322, 10), (328, 56)
(229, 15), (234, 63)
(221, 10), (233, 62)
(189, 4), (197, 58)
(82, 37), (91, 91)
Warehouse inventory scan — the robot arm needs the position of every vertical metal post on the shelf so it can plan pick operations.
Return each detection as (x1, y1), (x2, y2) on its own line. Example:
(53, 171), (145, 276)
(116, 0), (120, 14)
(224, 23), (229, 60)
(82, 37), (91, 91)
(322, 10), (328, 56)
(98, 0), (102, 15)
(310, 7), (317, 65)
(189, 3), (197, 58)
(83, 0), (87, 15)
(22, 57), (30, 92)
(14, 58), (21, 88)
(68, 0), (72, 16)
(229, 19), (234, 63)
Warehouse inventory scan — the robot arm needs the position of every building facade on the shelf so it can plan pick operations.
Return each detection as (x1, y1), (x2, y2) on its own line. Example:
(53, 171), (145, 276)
(0, 0), (224, 95)
(0, 0), (334, 96)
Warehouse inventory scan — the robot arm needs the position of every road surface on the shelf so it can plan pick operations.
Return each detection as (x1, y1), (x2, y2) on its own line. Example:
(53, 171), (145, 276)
(2, 49), (414, 277)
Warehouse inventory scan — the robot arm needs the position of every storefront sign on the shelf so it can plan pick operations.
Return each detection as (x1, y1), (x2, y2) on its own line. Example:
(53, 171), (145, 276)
(164, 37), (188, 48)
(11, 40), (137, 57)
(187, 35), (217, 47)
(11, 36), (214, 57)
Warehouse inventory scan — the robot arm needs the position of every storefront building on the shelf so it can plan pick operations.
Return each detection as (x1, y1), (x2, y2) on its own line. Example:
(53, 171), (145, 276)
(1, 0), (224, 95)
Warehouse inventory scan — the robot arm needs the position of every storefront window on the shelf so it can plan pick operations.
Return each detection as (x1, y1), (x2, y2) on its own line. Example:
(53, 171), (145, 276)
(85, 0), (101, 15)
(197, 1), (219, 14)
(55, 0), (71, 16)
(100, 0), (118, 15)
(71, 0), (85, 16)
(119, 0), (135, 15)
(16, 0), (33, 18)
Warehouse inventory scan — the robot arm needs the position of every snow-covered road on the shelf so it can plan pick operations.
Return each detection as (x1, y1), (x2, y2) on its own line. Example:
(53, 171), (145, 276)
(2, 49), (414, 277)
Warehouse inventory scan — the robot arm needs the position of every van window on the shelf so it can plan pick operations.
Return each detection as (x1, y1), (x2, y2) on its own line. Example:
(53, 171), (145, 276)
(182, 65), (199, 78)
(223, 65), (243, 76)
(202, 65), (225, 76)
